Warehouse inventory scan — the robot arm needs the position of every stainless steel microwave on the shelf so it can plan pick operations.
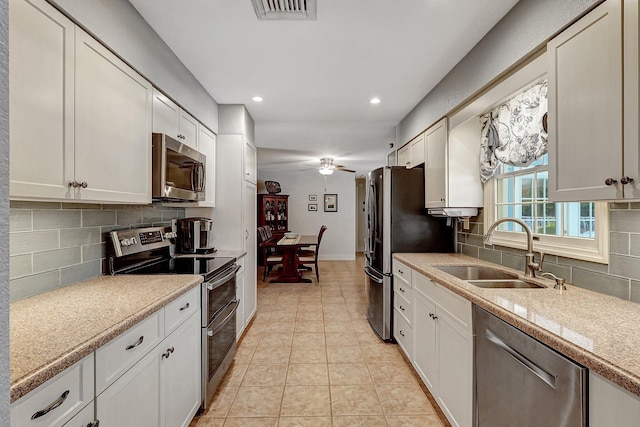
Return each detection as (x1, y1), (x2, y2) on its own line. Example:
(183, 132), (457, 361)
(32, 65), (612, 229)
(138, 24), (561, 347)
(152, 133), (206, 202)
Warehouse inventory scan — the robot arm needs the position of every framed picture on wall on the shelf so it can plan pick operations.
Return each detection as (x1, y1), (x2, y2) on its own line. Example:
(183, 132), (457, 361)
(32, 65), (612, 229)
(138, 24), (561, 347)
(308, 203), (318, 211)
(324, 194), (338, 212)
(309, 194), (317, 201)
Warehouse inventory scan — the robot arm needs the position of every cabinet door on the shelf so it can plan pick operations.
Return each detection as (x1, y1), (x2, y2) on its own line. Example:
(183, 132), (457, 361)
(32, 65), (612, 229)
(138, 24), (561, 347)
(437, 310), (473, 427)
(393, 307), (413, 359)
(152, 89), (180, 140)
(409, 133), (425, 167)
(61, 402), (96, 427)
(413, 294), (437, 393)
(9, 0), (75, 200)
(548, 0), (623, 201)
(179, 110), (199, 150)
(235, 257), (246, 339)
(162, 312), (201, 427)
(425, 119), (447, 208)
(74, 29), (152, 203)
(244, 140), (257, 183)
(623, 0), (640, 199)
(397, 144), (411, 169)
(198, 126), (216, 206)
(96, 347), (162, 427)
(244, 183), (257, 326)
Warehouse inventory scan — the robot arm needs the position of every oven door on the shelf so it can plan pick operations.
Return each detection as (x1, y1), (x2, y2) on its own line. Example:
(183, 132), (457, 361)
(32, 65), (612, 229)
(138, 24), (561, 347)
(202, 299), (239, 409)
(202, 263), (240, 325)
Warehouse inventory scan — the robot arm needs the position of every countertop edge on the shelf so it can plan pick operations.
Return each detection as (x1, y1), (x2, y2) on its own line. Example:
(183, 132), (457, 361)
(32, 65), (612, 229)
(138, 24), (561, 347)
(393, 253), (640, 397)
(10, 276), (203, 403)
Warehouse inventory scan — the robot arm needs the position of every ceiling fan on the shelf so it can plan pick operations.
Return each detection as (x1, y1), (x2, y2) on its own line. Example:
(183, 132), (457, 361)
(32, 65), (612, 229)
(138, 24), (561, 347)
(319, 158), (355, 175)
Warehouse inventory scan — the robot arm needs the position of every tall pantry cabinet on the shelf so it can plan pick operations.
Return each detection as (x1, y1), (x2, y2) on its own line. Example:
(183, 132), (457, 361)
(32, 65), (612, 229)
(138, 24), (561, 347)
(213, 105), (257, 339)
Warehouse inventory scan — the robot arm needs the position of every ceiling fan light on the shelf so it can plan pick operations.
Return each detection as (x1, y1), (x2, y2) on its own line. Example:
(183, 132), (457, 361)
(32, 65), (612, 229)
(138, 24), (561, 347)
(319, 167), (334, 175)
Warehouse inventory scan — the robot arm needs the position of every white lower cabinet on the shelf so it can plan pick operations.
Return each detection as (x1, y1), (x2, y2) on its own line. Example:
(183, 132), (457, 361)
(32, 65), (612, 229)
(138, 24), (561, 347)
(62, 402), (97, 427)
(409, 269), (473, 427)
(10, 354), (95, 427)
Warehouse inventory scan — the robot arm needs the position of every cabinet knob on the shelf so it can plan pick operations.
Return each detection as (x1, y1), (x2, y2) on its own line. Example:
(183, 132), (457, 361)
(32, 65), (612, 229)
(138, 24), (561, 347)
(621, 176), (634, 185)
(399, 330), (405, 337)
(440, 197), (445, 202)
(399, 305), (405, 311)
(605, 178), (618, 186)
(80, 181), (88, 188)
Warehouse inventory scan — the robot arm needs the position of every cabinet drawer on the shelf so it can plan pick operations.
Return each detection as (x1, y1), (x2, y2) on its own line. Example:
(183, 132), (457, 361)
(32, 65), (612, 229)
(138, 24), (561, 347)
(11, 354), (94, 427)
(393, 260), (411, 285)
(394, 277), (413, 300)
(414, 272), (471, 332)
(61, 400), (95, 427)
(95, 311), (164, 395)
(394, 309), (413, 357)
(394, 291), (413, 327)
(165, 286), (200, 335)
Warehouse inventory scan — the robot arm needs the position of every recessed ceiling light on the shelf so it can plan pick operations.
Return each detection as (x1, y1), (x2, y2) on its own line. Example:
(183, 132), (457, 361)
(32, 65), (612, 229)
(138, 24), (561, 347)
(252, 96), (263, 102)
(370, 97), (381, 104)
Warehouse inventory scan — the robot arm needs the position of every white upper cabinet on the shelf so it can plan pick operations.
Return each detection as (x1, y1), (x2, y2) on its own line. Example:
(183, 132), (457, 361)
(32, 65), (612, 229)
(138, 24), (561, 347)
(10, 0), (152, 204)
(424, 118), (482, 210)
(9, 0), (75, 200)
(244, 139), (257, 183)
(623, 0), (640, 199)
(74, 30), (152, 203)
(398, 133), (425, 169)
(152, 89), (198, 150)
(198, 126), (216, 207)
(548, 0), (628, 201)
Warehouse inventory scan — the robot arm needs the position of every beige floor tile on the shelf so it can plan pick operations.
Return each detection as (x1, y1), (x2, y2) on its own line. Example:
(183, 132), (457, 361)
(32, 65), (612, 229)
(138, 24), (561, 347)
(238, 332), (261, 347)
(296, 311), (324, 321)
(294, 320), (325, 333)
(252, 345), (291, 364)
(280, 385), (331, 417)
(386, 414), (444, 427)
(331, 415), (387, 427)
(352, 319), (374, 334)
(264, 321), (296, 333)
(241, 363), (288, 387)
(368, 362), (418, 385)
(222, 418), (278, 427)
(233, 345), (256, 365)
(326, 345), (365, 364)
(258, 332), (294, 347)
(376, 383), (436, 415)
(228, 386), (284, 418)
(286, 363), (329, 385)
(328, 363), (372, 385)
(269, 311), (298, 321)
(360, 344), (403, 363)
(325, 331), (358, 346)
(356, 331), (384, 345)
(219, 362), (248, 388)
(290, 346), (327, 364)
(204, 385), (238, 418)
(330, 385), (383, 416)
(324, 321), (354, 333)
(292, 332), (326, 347)
(322, 296), (346, 304)
(277, 416), (332, 427)
(190, 415), (225, 427)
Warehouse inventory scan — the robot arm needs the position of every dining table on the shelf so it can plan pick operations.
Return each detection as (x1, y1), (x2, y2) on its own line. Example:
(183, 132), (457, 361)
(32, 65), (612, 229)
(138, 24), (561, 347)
(269, 234), (318, 283)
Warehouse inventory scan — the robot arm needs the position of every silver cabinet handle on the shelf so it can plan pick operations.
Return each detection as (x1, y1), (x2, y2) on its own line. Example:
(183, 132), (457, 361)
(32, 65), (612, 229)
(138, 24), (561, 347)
(605, 178), (618, 186)
(179, 302), (190, 311)
(125, 336), (144, 351)
(86, 421), (100, 427)
(621, 176), (634, 185)
(399, 305), (405, 311)
(68, 181), (88, 188)
(399, 287), (405, 293)
(31, 390), (69, 419)
(486, 328), (556, 388)
(399, 330), (405, 337)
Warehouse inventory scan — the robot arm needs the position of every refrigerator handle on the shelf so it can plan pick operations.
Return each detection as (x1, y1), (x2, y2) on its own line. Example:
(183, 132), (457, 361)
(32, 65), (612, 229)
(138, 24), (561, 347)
(368, 181), (378, 258)
(364, 265), (384, 283)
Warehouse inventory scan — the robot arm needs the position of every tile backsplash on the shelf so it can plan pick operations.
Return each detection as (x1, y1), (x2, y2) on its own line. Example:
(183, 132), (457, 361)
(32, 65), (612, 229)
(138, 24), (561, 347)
(457, 203), (640, 303)
(9, 201), (185, 301)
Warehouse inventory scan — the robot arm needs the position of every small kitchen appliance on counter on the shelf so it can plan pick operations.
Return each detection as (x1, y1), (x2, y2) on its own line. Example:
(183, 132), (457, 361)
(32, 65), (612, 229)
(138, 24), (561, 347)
(106, 226), (239, 411)
(176, 217), (215, 254)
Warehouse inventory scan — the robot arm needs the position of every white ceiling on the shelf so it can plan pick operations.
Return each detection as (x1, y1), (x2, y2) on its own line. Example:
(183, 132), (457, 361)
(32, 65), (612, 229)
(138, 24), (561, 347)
(129, 0), (519, 177)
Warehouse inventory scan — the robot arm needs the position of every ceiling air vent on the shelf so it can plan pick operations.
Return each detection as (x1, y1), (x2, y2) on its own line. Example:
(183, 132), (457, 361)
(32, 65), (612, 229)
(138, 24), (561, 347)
(251, 0), (317, 21)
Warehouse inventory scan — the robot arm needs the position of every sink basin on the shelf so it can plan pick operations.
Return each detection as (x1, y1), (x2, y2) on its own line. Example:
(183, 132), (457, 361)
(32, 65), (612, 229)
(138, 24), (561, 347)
(467, 279), (545, 289)
(434, 265), (519, 281)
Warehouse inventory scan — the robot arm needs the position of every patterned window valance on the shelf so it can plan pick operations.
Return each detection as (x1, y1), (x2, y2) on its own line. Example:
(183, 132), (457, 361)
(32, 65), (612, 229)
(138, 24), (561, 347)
(479, 80), (548, 183)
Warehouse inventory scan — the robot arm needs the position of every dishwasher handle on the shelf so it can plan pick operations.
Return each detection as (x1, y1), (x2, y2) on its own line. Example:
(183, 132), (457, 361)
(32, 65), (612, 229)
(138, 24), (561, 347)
(486, 328), (557, 389)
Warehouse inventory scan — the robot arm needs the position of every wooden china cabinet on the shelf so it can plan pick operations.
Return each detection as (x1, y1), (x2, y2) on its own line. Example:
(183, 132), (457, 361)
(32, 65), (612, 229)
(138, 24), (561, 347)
(258, 194), (289, 237)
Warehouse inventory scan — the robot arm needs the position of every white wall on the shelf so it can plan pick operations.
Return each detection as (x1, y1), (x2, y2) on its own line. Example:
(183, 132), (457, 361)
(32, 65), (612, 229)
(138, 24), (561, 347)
(258, 170), (356, 260)
(0, 0), (8, 420)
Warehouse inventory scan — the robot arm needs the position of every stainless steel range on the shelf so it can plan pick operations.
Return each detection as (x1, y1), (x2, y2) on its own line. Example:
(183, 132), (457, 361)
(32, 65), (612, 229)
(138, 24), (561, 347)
(106, 226), (239, 411)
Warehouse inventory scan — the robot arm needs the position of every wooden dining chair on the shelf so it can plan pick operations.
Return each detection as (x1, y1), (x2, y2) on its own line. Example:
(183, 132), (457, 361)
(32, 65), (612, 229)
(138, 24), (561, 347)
(258, 226), (282, 281)
(298, 225), (327, 281)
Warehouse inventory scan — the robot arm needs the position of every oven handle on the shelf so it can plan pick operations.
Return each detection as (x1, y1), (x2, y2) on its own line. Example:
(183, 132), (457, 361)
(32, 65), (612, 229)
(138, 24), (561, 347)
(206, 264), (240, 291)
(207, 299), (239, 336)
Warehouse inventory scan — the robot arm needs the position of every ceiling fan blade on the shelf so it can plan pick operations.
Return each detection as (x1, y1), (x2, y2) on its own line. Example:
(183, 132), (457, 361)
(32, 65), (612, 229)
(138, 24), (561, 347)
(335, 165), (356, 173)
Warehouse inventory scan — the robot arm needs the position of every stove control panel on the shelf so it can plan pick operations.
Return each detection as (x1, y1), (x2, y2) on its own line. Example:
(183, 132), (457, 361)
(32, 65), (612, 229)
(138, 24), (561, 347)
(108, 226), (174, 257)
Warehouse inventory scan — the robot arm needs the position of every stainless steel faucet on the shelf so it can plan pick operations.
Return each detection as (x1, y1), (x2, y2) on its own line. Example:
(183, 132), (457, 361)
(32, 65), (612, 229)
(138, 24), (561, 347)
(483, 217), (541, 278)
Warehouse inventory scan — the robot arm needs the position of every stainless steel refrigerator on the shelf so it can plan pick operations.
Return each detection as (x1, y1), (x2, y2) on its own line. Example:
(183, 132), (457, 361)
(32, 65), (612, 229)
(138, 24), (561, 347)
(364, 166), (454, 341)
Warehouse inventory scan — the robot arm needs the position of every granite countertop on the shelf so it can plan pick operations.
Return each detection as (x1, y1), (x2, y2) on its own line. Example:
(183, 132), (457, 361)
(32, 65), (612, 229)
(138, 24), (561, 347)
(393, 253), (640, 396)
(10, 274), (203, 403)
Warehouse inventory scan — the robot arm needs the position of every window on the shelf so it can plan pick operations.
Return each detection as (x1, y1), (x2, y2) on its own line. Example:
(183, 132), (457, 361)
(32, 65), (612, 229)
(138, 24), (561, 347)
(484, 154), (609, 264)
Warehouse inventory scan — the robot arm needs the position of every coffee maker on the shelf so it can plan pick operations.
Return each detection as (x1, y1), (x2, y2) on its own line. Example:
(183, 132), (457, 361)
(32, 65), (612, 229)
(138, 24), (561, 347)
(175, 217), (215, 254)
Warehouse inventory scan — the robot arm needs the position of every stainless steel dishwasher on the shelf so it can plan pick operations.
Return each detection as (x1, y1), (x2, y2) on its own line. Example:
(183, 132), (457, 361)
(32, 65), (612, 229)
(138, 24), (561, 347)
(474, 305), (587, 427)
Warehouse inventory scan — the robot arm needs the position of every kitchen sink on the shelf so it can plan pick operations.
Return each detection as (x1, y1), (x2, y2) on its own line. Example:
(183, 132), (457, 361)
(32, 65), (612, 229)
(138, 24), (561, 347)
(434, 265), (519, 281)
(467, 279), (545, 289)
